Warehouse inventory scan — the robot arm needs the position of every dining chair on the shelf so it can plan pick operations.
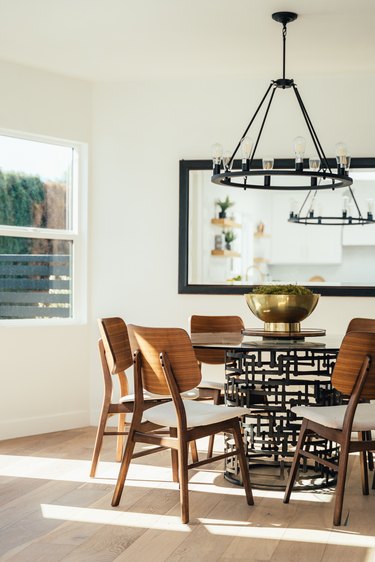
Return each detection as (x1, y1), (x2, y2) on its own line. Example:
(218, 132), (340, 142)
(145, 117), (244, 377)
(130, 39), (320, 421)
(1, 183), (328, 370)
(189, 314), (244, 457)
(283, 331), (375, 526)
(346, 317), (375, 477)
(90, 317), (198, 478)
(111, 324), (254, 524)
(346, 317), (375, 334)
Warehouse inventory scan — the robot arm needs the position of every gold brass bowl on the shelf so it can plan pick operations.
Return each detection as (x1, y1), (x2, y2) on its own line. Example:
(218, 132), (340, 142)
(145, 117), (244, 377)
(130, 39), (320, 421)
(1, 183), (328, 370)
(245, 293), (320, 332)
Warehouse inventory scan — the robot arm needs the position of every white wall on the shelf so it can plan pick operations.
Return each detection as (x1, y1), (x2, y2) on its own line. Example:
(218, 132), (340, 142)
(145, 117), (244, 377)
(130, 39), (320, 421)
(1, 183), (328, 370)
(90, 71), (375, 420)
(2, 61), (374, 439)
(0, 60), (92, 439)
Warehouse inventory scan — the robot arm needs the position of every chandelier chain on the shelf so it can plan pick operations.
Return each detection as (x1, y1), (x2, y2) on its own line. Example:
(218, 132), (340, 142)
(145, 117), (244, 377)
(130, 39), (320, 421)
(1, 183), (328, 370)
(282, 24), (287, 81)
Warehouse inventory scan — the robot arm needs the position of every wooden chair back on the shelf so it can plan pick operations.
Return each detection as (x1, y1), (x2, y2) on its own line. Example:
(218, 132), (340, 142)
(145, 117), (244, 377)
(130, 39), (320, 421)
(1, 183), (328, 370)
(128, 325), (202, 395)
(346, 317), (375, 334)
(332, 331), (375, 399)
(98, 317), (133, 375)
(190, 315), (244, 365)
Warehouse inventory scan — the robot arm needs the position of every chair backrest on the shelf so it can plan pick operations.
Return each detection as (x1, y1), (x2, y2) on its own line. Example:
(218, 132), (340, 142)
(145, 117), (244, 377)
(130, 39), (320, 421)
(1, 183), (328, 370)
(98, 317), (133, 375)
(346, 317), (375, 334)
(190, 315), (244, 364)
(128, 325), (202, 395)
(332, 331), (375, 399)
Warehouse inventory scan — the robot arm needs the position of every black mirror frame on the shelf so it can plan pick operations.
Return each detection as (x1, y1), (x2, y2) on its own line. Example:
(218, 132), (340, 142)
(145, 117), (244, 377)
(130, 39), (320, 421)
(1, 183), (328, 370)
(179, 157), (375, 296)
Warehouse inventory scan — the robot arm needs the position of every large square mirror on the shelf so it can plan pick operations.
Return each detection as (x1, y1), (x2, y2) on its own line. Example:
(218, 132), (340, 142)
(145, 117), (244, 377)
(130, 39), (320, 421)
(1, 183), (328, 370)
(179, 158), (375, 296)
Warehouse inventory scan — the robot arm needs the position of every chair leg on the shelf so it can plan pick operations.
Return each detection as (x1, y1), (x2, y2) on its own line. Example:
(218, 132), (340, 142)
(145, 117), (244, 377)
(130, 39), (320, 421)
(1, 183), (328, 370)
(232, 419), (254, 505)
(178, 437), (189, 524)
(284, 419), (309, 504)
(190, 440), (199, 463)
(207, 389), (221, 458)
(116, 413), (126, 462)
(333, 442), (350, 526)
(366, 431), (374, 471)
(372, 468), (375, 490)
(358, 432), (369, 496)
(90, 403), (110, 478)
(111, 429), (136, 507)
(170, 427), (179, 482)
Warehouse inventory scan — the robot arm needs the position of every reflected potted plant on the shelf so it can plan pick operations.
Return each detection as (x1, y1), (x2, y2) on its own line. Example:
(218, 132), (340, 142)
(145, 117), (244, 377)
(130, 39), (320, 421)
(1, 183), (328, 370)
(223, 229), (236, 250)
(216, 195), (234, 219)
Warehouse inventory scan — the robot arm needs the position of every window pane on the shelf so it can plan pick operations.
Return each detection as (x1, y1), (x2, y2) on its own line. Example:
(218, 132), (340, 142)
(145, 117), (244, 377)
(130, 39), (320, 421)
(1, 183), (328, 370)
(0, 237), (72, 319)
(0, 135), (73, 229)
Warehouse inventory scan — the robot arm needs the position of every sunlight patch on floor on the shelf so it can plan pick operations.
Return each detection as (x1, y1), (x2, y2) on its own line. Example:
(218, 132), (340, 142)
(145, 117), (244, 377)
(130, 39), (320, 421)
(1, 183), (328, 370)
(0, 454), (334, 501)
(40, 503), (191, 532)
(199, 519), (375, 547)
(39, 504), (375, 549)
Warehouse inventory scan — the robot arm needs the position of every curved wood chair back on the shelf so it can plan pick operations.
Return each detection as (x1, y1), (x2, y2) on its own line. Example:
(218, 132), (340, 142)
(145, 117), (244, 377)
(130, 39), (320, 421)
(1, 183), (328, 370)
(98, 317), (133, 375)
(332, 331), (375, 399)
(128, 325), (202, 395)
(190, 315), (244, 365)
(346, 317), (375, 334)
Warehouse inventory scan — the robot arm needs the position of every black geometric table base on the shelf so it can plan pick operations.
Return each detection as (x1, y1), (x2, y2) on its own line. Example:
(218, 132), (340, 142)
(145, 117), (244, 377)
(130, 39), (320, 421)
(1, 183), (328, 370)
(224, 345), (341, 490)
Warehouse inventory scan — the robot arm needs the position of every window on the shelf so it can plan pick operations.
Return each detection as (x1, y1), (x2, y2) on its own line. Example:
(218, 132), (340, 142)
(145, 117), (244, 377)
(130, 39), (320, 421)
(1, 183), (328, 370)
(0, 131), (87, 322)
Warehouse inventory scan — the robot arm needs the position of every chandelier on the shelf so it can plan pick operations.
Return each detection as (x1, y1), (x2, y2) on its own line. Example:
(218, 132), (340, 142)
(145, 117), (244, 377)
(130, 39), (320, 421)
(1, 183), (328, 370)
(289, 182), (375, 225)
(211, 12), (353, 192)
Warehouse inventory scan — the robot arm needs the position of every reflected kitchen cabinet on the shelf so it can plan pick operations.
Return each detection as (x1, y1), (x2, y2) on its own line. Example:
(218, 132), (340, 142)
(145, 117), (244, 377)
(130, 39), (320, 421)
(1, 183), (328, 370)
(269, 190), (342, 264)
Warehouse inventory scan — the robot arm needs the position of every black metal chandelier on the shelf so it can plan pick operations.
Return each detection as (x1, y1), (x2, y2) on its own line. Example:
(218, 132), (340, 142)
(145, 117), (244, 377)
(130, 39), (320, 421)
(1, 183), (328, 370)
(289, 181), (375, 225)
(211, 11), (353, 192)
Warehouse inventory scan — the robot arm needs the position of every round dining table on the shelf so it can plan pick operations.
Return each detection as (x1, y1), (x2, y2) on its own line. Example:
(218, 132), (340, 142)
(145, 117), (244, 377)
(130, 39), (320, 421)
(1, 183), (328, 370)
(191, 330), (343, 490)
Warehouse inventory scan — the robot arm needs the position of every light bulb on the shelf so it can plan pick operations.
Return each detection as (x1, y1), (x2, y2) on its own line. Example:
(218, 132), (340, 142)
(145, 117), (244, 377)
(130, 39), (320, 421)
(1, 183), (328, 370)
(293, 136), (306, 171)
(289, 199), (299, 217)
(335, 142), (347, 158)
(294, 136), (306, 158)
(262, 157), (274, 170)
(240, 137), (253, 160)
(223, 151), (232, 170)
(309, 157), (320, 171)
(367, 198), (374, 214)
(212, 143), (223, 165)
(335, 142), (350, 171)
(342, 195), (350, 211)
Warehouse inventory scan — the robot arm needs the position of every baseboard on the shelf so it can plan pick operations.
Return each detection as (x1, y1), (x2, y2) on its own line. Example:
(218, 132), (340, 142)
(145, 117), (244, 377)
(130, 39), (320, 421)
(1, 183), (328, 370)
(0, 410), (90, 440)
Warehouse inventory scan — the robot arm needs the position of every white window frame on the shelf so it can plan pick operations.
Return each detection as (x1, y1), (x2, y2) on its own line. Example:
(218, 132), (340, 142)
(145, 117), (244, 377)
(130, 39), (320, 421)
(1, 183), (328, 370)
(0, 128), (88, 326)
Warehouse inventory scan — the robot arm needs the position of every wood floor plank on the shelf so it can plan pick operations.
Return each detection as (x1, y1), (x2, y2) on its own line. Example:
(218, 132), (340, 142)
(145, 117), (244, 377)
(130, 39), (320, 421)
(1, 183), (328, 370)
(0, 428), (374, 562)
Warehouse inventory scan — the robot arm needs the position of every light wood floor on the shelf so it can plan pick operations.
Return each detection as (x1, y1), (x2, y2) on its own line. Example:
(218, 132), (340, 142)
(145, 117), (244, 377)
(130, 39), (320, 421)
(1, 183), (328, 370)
(0, 427), (375, 561)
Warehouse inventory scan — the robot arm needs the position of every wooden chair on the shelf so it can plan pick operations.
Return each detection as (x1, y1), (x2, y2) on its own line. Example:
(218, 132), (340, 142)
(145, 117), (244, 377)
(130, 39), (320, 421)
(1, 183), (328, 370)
(90, 318), (134, 477)
(346, 317), (375, 334)
(283, 331), (375, 526)
(190, 315), (244, 457)
(111, 325), (254, 524)
(91, 317), (202, 477)
(346, 317), (375, 477)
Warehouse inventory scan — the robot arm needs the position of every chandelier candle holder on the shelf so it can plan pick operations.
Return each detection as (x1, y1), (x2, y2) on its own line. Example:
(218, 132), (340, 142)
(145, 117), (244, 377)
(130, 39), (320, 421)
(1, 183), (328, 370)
(211, 11), (353, 192)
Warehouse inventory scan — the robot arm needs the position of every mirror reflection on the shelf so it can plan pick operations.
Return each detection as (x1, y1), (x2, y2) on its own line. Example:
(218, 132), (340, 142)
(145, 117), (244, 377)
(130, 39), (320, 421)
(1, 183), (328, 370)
(182, 162), (375, 293)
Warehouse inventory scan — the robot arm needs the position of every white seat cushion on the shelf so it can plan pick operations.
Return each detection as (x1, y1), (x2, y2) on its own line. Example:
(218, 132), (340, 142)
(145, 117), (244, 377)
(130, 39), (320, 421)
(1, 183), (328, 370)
(119, 388), (199, 403)
(292, 403), (375, 432)
(198, 379), (225, 391)
(143, 399), (249, 428)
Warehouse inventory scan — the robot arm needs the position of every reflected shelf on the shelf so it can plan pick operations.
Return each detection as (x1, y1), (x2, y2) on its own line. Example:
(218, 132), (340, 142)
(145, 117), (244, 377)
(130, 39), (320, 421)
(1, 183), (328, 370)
(211, 218), (241, 228)
(211, 249), (241, 257)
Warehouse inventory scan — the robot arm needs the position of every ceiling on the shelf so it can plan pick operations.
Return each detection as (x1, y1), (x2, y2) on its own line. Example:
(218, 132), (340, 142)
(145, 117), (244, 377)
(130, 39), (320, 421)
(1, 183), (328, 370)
(0, 0), (374, 82)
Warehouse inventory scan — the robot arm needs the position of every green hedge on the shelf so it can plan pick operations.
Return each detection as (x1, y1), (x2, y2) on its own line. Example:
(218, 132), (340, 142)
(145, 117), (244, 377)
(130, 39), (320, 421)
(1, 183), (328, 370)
(0, 171), (45, 254)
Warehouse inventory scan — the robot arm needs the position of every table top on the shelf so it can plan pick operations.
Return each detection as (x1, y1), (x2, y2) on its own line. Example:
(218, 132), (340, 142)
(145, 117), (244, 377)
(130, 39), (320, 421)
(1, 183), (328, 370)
(191, 331), (342, 351)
